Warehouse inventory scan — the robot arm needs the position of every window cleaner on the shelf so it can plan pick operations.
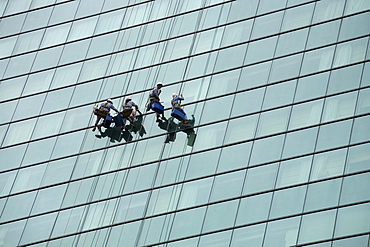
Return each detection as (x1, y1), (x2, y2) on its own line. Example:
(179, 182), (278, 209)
(171, 93), (190, 126)
(92, 99), (119, 133)
(146, 82), (167, 122)
(120, 96), (139, 127)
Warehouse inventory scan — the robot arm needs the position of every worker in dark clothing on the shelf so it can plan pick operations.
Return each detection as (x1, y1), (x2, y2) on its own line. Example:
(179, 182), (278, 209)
(171, 93), (189, 125)
(121, 96), (138, 126)
(147, 82), (167, 122)
(92, 99), (119, 133)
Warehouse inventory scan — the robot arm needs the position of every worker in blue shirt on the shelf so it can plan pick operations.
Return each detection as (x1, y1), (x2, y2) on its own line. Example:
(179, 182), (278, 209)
(92, 99), (119, 133)
(147, 82), (166, 122)
(121, 96), (139, 126)
(171, 93), (189, 125)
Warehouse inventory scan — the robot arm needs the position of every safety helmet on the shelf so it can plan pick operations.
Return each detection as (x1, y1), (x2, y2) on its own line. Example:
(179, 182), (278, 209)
(107, 98), (113, 104)
(125, 96), (132, 101)
(172, 93), (178, 98)
(156, 82), (163, 86)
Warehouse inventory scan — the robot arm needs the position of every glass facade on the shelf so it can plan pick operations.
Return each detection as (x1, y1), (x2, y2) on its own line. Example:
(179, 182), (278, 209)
(0, 0), (369, 246)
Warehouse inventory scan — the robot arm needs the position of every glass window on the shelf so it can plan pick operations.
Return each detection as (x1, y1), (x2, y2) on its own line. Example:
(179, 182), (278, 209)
(32, 46), (63, 71)
(123, 164), (157, 193)
(198, 230), (232, 247)
(227, 0), (259, 22)
(147, 185), (181, 215)
(202, 200), (238, 233)
(105, 222), (140, 247)
(224, 115), (258, 145)
(312, 0), (345, 23)
(169, 206), (206, 240)
(51, 207), (84, 237)
(137, 215), (170, 246)
(217, 142), (252, 172)
(0, 14), (26, 37)
(339, 12), (370, 41)
(41, 157), (76, 186)
(332, 235), (370, 247)
(257, 0), (286, 14)
(344, 0), (370, 14)
(276, 156), (312, 188)
(298, 210), (336, 245)
(236, 193), (272, 225)
(71, 150), (104, 179)
(185, 149), (221, 180)
(310, 148), (347, 181)
(4, 0), (31, 15)
(22, 7), (52, 31)
(69, 81), (100, 108)
(31, 0), (56, 8)
(231, 88), (265, 117)
(282, 127), (318, 158)
(177, 177), (212, 209)
(269, 185), (306, 219)
(230, 223), (266, 247)
(243, 163), (278, 194)
(50, 131), (85, 159)
(0, 76), (25, 101)
(0, 220), (26, 247)
(59, 39), (90, 65)
(75, 0), (104, 18)
(350, 115), (370, 144)
(0, 35), (17, 57)
(163, 35), (193, 62)
(78, 56), (110, 82)
(281, 3), (314, 31)
(250, 135), (285, 165)
(263, 217), (300, 247)
(200, 95), (233, 124)
(356, 88), (370, 115)
(340, 172), (370, 205)
(345, 143), (370, 174)
(244, 37), (278, 65)
(19, 213), (57, 245)
(321, 92), (357, 122)
(328, 64), (362, 94)
(41, 23), (71, 48)
(263, 81), (296, 109)
(0, 171), (17, 197)
(289, 99), (324, 130)
(12, 164), (46, 194)
(209, 170), (245, 202)
(40, 87), (74, 114)
(276, 28), (309, 56)
(61, 105), (93, 133)
(301, 45), (335, 75)
(131, 136), (164, 166)
(294, 72), (329, 102)
(4, 52), (36, 78)
(256, 107), (291, 137)
(48, 0), (79, 25)
(361, 62), (370, 86)
(221, 19), (252, 47)
(0, 144), (27, 171)
(61, 178), (94, 208)
(269, 55), (303, 83)
(333, 38), (368, 68)
(315, 120), (352, 152)
(207, 69), (240, 98)
(23, 70), (54, 96)
(307, 20), (341, 49)
(214, 44), (247, 72)
(3, 118), (37, 147)
(13, 30), (44, 54)
(94, 9), (125, 35)
(334, 203), (370, 238)
(12, 93), (45, 121)
(304, 178), (341, 212)
(238, 62), (271, 90)
(251, 12), (284, 39)
(87, 33), (118, 58)
(0, 191), (37, 222)
(193, 122), (228, 151)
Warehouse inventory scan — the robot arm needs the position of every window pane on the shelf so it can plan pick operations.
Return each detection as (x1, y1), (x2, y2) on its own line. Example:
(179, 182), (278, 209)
(345, 143), (370, 174)
(3, 118), (37, 146)
(214, 44), (247, 72)
(198, 230), (232, 247)
(250, 135), (285, 165)
(231, 88), (265, 117)
(333, 38), (368, 68)
(32, 46), (63, 71)
(276, 156), (312, 188)
(301, 46), (335, 75)
(322, 92), (357, 122)
(288, 99), (324, 130)
(19, 213), (57, 245)
(356, 88), (370, 115)
(339, 12), (370, 41)
(185, 149), (220, 180)
(245, 37), (278, 64)
(294, 72), (329, 102)
(221, 20), (252, 46)
(315, 120), (352, 152)
(263, 217), (300, 247)
(282, 127), (318, 158)
(350, 115), (370, 144)
(334, 203), (370, 237)
(256, 107), (290, 137)
(217, 142), (252, 172)
(251, 12), (284, 39)
(298, 210), (336, 244)
(224, 115), (258, 144)
(269, 186), (306, 219)
(230, 223), (266, 247)
(4, 52), (36, 78)
(281, 3), (314, 31)
(263, 81), (296, 109)
(207, 69), (240, 98)
(344, 0), (370, 15)
(13, 30), (44, 54)
(0, 144), (27, 171)
(312, 0), (345, 23)
(269, 55), (303, 82)
(307, 20), (341, 49)
(304, 178), (341, 212)
(12, 93), (45, 121)
(340, 173), (370, 205)
(236, 193), (272, 225)
(202, 200), (238, 233)
(41, 87), (74, 114)
(41, 23), (71, 48)
(243, 163), (278, 194)
(51, 131), (85, 159)
(1, 192), (37, 222)
(209, 170), (245, 202)
(192, 122), (228, 151)
(310, 148), (347, 181)
(169, 207), (206, 240)
(12, 164), (46, 193)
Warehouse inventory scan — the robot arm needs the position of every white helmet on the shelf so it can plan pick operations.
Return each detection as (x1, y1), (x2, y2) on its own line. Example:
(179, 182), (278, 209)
(156, 82), (163, 86)
(172, 93), (178, 98)
(107, 98), (113, 104)
(125, 96), (132, 101)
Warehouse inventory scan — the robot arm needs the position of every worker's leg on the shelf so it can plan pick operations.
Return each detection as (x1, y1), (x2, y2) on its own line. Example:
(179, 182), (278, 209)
(92, 116), (103, 131)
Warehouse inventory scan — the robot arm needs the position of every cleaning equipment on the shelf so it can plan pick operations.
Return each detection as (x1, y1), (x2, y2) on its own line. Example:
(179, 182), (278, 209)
(103, 115), (113, 128)
(171, 108), (186, 121)
(151, 102), (164, 114)
(113, 113), (124, 127)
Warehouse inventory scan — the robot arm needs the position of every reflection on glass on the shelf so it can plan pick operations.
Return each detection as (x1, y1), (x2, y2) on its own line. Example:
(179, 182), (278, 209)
(333, 38), (368, 68)
(276, 156), (312, 188)
(289, 100), (323, 130)
(304, 178), (341, 212)
(263, 217), (300, 247)
(310, 148), (347, 181)
(315, 120), (352, 151)
(312, 0), (345, 23)
(230, 223), (266, 247)
(178, 177), (213, 209)
(322, 92), (357, 122)
(251, 12), (284, 39)
(281, 3), (314, 31)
